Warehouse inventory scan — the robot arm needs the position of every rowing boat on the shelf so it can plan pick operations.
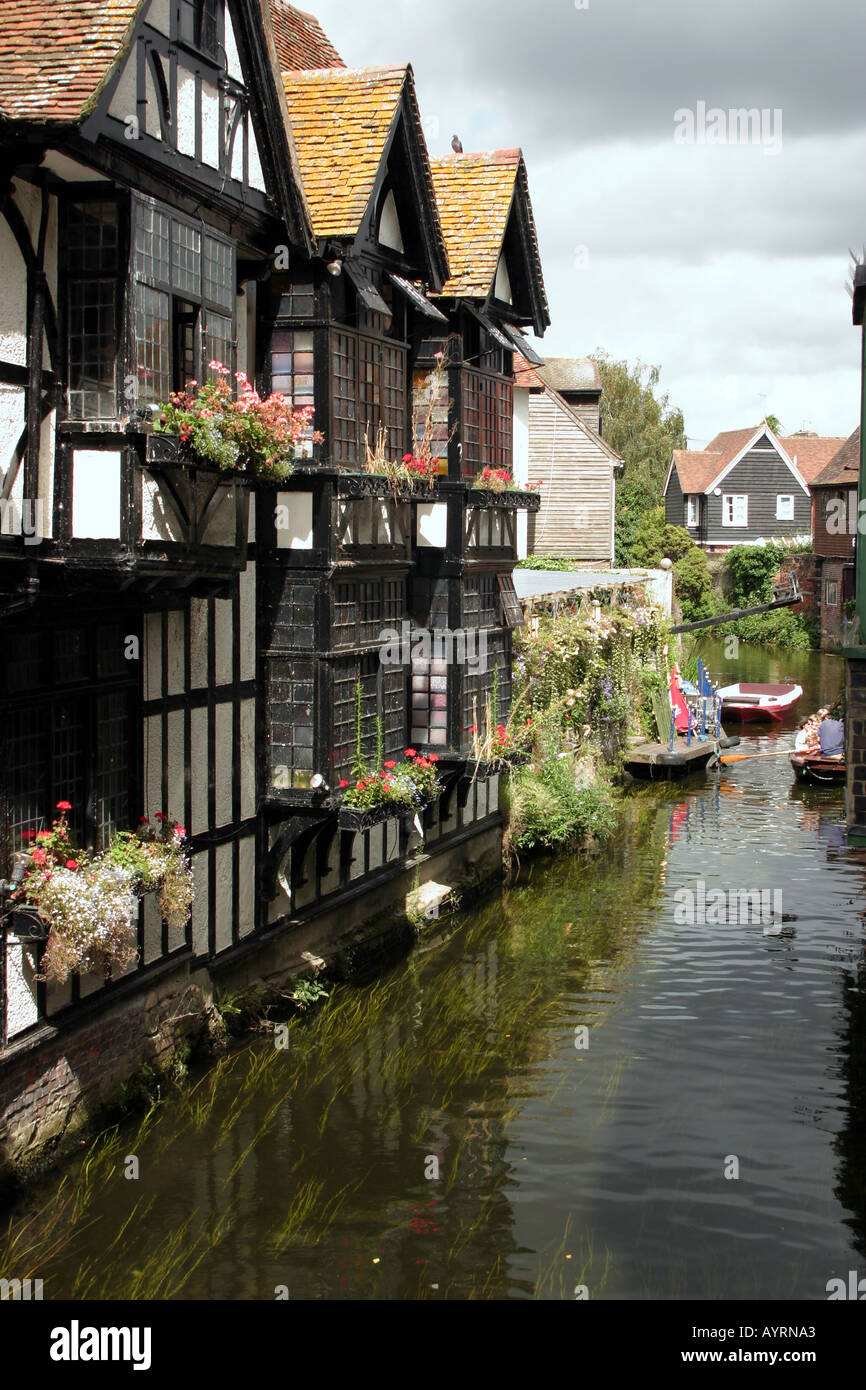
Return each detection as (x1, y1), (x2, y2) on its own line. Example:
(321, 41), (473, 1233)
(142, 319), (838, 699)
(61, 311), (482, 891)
(717, 682), (802, 723)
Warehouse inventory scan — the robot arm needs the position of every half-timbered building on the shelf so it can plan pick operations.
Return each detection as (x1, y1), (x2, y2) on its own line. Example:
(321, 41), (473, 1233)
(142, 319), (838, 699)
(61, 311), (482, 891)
(0, 0), (316, 1045)
(0, 3), (553, 1068)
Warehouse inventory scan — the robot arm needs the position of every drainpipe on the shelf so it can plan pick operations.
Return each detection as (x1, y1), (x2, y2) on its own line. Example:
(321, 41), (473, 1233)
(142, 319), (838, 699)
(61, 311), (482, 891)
(857, 270), (866, 640)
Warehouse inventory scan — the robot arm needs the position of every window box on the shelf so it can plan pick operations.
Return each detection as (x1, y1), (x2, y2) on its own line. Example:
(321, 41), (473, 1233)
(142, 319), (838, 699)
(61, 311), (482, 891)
(463, 750), (531, 782)
(338, 803), (402, 832)
(469, 488), (541, 511)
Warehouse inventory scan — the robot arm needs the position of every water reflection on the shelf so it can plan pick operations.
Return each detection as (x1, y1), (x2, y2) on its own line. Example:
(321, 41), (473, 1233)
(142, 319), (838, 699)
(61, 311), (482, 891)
(4, 645), (866, 1300)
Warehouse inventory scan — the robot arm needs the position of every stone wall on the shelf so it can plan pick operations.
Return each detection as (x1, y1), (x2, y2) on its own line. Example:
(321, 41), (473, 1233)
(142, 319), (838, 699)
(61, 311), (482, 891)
(845, 657), (866, 836)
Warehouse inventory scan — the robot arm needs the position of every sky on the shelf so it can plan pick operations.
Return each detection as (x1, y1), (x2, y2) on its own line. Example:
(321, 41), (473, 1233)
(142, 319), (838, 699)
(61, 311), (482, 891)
(302, 0), (866, 447)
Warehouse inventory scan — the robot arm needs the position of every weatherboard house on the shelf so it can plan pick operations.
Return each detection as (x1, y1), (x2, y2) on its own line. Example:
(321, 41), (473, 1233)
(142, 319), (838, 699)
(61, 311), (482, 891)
(665, 424), (846, 552)
(0, 0), (548, 1166)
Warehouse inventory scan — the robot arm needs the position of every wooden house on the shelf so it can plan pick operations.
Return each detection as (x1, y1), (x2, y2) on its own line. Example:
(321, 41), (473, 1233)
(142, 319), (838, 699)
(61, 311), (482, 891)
(665, 423), (845, 551)
(512, 354), (620, 564)
(811, 428), (858, 645)
(0, 2), (552, 1054)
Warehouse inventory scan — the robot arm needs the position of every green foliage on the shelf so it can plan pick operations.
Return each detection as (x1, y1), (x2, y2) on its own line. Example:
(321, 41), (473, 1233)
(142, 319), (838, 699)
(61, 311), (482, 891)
(724, 543), (783, 605)
(594, 355), (687, 565)
(713, 607), (819, 651)
(630, 505), (694, 567)
(673, 547), (713, 619)
(291, 979), (330, 1011)
(764, 414), (782, 434)
(515, 555), (576, 571)
(504, 719), (618, 857)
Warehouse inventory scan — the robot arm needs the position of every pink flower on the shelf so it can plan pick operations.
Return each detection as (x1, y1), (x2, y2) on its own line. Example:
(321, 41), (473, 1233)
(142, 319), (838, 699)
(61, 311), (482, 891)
(405, 748), (417, 758)
(32, 848), (47, 866)
(56, 800), (72, 812)
(65, 859), (79, 870)
(339, 780), (349, 788)
(384, 760), (396, 769)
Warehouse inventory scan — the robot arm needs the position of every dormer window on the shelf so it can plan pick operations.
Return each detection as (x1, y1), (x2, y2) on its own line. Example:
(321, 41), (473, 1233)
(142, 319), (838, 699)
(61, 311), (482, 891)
(378, 190), (404, 254)
(178, 0), (220, 59)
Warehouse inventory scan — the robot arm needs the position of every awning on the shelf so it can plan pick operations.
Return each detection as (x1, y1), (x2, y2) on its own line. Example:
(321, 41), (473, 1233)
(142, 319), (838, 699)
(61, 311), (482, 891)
(344, 261), (392, 317)
(388, 273), (448, 322)
(471, 307), (512, 352)
(500, 322), (545, 366)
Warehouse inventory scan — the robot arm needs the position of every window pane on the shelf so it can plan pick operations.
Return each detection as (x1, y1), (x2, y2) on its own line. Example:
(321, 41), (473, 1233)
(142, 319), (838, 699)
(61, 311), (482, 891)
(136, 284), (171, 403)
(134, 199), (170, 285)
(171, 219), (202, 297)
(205, 311), (233, 377)
(67, 202), (118, 275)
(67, 279), (117, 419)
(204, 235), (234, 310)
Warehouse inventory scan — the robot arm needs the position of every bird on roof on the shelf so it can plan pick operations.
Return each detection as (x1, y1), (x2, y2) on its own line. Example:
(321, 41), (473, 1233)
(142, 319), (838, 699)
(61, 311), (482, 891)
(451, 134), (463, 153)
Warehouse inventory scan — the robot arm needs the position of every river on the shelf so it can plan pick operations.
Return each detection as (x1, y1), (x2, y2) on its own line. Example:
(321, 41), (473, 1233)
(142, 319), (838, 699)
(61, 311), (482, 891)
(4, 641), (865, 1301)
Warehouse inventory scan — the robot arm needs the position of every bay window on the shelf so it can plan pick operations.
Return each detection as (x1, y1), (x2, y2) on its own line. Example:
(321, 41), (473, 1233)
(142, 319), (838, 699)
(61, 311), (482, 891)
(132, 195), (235, 404)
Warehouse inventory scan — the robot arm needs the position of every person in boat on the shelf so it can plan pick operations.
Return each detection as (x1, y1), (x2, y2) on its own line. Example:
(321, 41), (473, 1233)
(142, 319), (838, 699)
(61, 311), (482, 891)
(794, 715), (821, 754)
(818, 707), (845, 760)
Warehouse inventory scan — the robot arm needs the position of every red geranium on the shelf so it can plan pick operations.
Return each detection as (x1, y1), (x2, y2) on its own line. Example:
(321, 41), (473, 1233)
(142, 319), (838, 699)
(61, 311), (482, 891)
(56, 800), (72, 812)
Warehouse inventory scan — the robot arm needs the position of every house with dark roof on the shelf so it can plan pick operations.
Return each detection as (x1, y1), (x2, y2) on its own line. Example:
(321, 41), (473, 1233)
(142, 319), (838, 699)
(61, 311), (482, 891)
(811, 428), (859, 646)
(664, 423), (846, 551)
(512, 355), (620, 564)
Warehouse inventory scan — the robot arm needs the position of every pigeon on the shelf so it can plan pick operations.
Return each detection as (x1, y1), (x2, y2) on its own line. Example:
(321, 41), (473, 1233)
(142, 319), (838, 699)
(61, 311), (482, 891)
(451, 134), (463, 153)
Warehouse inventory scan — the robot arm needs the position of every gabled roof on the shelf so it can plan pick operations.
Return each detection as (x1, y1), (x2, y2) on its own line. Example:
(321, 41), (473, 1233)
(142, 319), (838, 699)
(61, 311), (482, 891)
(779, 434), (848, 485)
(0, 0), (143, 123)
(669, 423), (838, 498)
(812, 428), (860, 488)
(281, 63), (447, 283)
(269, 1), (343, 71)
(513, 353), (545, 389)
(429, 149), (549, 330)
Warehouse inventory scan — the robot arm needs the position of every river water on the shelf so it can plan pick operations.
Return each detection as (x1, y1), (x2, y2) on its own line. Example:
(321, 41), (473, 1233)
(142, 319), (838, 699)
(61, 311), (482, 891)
(4, 642), (865, 1301)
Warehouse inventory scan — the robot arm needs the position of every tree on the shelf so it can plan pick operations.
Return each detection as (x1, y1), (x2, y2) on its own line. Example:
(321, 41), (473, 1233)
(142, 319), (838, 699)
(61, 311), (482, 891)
(764, 414), (782, 435)
(594, 354), (687, 565)
(630, 505), (693, 567)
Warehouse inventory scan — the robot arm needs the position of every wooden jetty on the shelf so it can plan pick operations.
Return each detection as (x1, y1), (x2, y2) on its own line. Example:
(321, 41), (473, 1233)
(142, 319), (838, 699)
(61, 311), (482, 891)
(624, 732), (740, 781)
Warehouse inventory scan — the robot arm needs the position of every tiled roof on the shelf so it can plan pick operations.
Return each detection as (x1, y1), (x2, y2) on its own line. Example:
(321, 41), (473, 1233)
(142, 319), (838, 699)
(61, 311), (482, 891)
(672, 450), (724, 494)
(702, 427), (764, 477)
(430, 150), (545, 308)
(513, 353), (544, 389)
(780, 434), (848, 485)
(282, 64), (436, 244)
(812, 428), (860, 487)
(536, 357), (600, 393)
(269, 1), (343, 71)
(0, 0), (142, 123)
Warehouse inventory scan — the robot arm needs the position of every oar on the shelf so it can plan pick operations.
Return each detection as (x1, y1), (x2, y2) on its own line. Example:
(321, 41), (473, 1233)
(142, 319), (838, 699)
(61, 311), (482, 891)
(720, 749), (795, 765)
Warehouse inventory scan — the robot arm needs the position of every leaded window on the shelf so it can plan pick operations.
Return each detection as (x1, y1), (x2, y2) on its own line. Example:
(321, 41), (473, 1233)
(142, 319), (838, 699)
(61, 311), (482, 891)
(461, 631), (511, 748)
(462, 367), (513, 479)
(1, 621), (136, 853)
(132, 195), (235, 403)
(65, 200), (120, 419)
(331, 655), (405, 784)
(268, 659), (315, 790)
(328, 327), (408, 467)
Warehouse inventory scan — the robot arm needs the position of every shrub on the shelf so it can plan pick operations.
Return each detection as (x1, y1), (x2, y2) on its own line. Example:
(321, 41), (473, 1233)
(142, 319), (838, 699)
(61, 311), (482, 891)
(673, 546), (713, 619)
(724, 542), (783, 605)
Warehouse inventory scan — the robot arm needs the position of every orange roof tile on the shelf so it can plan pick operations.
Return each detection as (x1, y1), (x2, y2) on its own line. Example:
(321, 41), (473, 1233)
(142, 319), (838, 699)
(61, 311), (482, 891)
(281, 64), (414, 240)
(269, 1), (343, 71)
(812, 429), (860, 487)
(513, 352), (544, 389)
(779, 434), (848, 485)
(0, 0), (142, 123)
(672, 450), (724, 494)
(430, 150), (526, 299)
